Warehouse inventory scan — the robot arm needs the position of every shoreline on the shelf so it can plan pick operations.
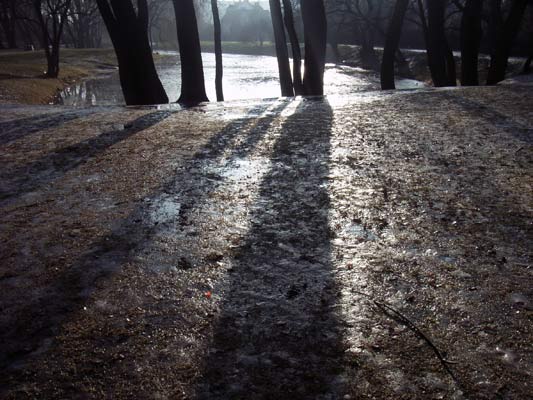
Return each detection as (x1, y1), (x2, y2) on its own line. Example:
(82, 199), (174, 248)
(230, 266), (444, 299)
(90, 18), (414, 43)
(0, 49), (120, 105)
(0, 45), (528, 106)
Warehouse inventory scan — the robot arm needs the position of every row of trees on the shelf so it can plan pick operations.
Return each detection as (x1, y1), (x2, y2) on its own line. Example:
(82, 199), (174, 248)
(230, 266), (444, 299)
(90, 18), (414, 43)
(95, 0), (327, 105)
(0, 0), (170, 77)
(379, 0), (531, 89)
(2, 0), (531, 104)
(0, 0), (102, 50)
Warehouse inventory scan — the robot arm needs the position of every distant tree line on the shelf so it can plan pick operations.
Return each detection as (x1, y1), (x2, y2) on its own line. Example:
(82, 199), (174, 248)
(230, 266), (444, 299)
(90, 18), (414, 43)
(1, 0), (531, 103)
(379, 0), (532, 88)
(323, 0), (532, 88)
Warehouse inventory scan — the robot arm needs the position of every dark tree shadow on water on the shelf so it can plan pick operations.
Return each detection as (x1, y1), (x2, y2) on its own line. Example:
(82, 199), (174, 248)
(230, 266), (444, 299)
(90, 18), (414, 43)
(195, 99), (346, 399)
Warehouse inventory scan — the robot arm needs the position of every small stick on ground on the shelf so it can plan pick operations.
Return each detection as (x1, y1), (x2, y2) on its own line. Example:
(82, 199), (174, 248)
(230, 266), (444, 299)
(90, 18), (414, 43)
(352, 290), (463, 388)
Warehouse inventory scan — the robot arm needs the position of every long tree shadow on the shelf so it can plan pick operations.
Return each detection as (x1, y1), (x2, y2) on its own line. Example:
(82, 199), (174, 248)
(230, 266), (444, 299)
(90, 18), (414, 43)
(0, 101), (289, 378)
(440, 90), (533, 144)
(0, 111), (173, 204)
(195, 99), (346, 399)
(0, 109), (97, 146)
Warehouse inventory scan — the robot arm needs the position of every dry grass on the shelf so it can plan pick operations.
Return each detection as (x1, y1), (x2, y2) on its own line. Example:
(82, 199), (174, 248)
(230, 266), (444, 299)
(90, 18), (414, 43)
(0, 49), (118, 105)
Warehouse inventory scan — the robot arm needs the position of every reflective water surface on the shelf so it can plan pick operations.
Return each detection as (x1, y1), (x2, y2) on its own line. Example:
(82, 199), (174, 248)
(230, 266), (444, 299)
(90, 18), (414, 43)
(58, 52), (424, 106)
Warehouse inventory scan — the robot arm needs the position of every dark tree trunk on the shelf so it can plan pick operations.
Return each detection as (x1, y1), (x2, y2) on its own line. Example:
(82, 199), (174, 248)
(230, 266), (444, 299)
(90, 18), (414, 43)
(172, 0), (209, 104)
(329, 39), (341, 63)
(301, 0), (327, 96)
(488, 0), (503, 58)
(417, 0), (429, 43)
(97, 0), (168, 105)
(460, 0), (483, 86)
(281, 0), (303, 95)
(445, 42), (457, 86)
(522, 34), (533, 74)
(380, 0), (409, 90)
(3, 19), (17, 48)
(487, 0), (529, 85)
(48, 42), (60, 77)
(269, 0), (293, 97)
(33, 0), (72, 78)
(211, 0), (223, 101)
(0, 0), (17, 48)
(523, 54), (532, 74)
(425, 0), (454, 87)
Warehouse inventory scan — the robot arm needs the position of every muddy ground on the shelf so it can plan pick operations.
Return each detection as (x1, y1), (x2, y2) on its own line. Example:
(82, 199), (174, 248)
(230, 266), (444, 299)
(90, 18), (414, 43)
(0, 85), (532, 399)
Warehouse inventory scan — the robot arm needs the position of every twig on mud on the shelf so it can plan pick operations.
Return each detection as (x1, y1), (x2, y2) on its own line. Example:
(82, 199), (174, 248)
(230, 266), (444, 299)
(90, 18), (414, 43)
(352, 290), (461, 386)
(3, 199), (53, 214)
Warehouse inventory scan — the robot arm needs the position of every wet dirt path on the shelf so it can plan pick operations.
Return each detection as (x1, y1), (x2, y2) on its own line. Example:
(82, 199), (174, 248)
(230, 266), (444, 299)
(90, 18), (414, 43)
(0, 86), (532, 399)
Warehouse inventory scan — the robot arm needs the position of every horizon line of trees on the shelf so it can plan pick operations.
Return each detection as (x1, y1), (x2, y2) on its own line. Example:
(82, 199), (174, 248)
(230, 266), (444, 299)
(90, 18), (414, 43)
(379, 0), (532, 89)
(1, 0), (532, 104)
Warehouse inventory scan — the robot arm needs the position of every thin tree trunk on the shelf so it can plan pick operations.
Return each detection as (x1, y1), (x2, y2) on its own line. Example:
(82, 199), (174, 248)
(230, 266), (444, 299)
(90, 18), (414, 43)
(380, 0), (409, 90)
(460, 0), (483, 85)
(329, 39), (341, 63)
(417, 0), (428, 43)
(445, 42), (457, 86)
(173, 0), (209, 104)
(488, 0), (503, 58)
(301, 0), (327, 96)
(426, 0), (452, 87)
(522, 55), (532, 74)
(33, 0), (53, 77)
(269, 0), (293, 97)
(487, 0), (529, 85)
(0, 1), (17, 48)
(522, 34), (533, 74)
(211, 0), (223, 101)
(281, 0), (303, 95)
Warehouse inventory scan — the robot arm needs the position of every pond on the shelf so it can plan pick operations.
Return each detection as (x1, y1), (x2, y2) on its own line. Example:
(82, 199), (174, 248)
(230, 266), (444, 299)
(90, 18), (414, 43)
(58, 51), (424, 106)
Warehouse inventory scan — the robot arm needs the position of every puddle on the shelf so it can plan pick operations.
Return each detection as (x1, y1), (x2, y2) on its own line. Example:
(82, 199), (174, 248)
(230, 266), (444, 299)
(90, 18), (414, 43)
(57, 52), (425, 107)
(210, 157), (271, 182)
(147, 195), (182, 226)
(343, 223), (378, 241)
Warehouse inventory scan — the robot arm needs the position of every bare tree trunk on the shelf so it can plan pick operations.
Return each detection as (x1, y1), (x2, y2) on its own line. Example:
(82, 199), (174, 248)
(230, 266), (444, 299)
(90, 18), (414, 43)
(522, 34), (533, 74)
(487, 0), (529, 85)
(425, 0), (454, 87)
(380, 0), (409, 90)
(460, 0), (483, 86)
(33, 0), (72, 78)
(97, 0), (169, 105)
(523, 55), (532, 74)
(211, 0), (223, 101)
(173, 0), (209, 104)
(488, 0), (503, 58)
(0, 0), (17, 48)
(445, 42), (457, 86)
(269, 0), (293, 97)
(417, 0), (428, 43)
(301, 0), (327, 96)
(281, 0), (303, 95)
(329, 39), (341, 63)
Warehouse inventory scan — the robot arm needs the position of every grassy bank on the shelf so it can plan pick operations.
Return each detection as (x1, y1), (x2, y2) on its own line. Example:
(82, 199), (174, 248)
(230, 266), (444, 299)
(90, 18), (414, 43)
(0, 49), (119, 105)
